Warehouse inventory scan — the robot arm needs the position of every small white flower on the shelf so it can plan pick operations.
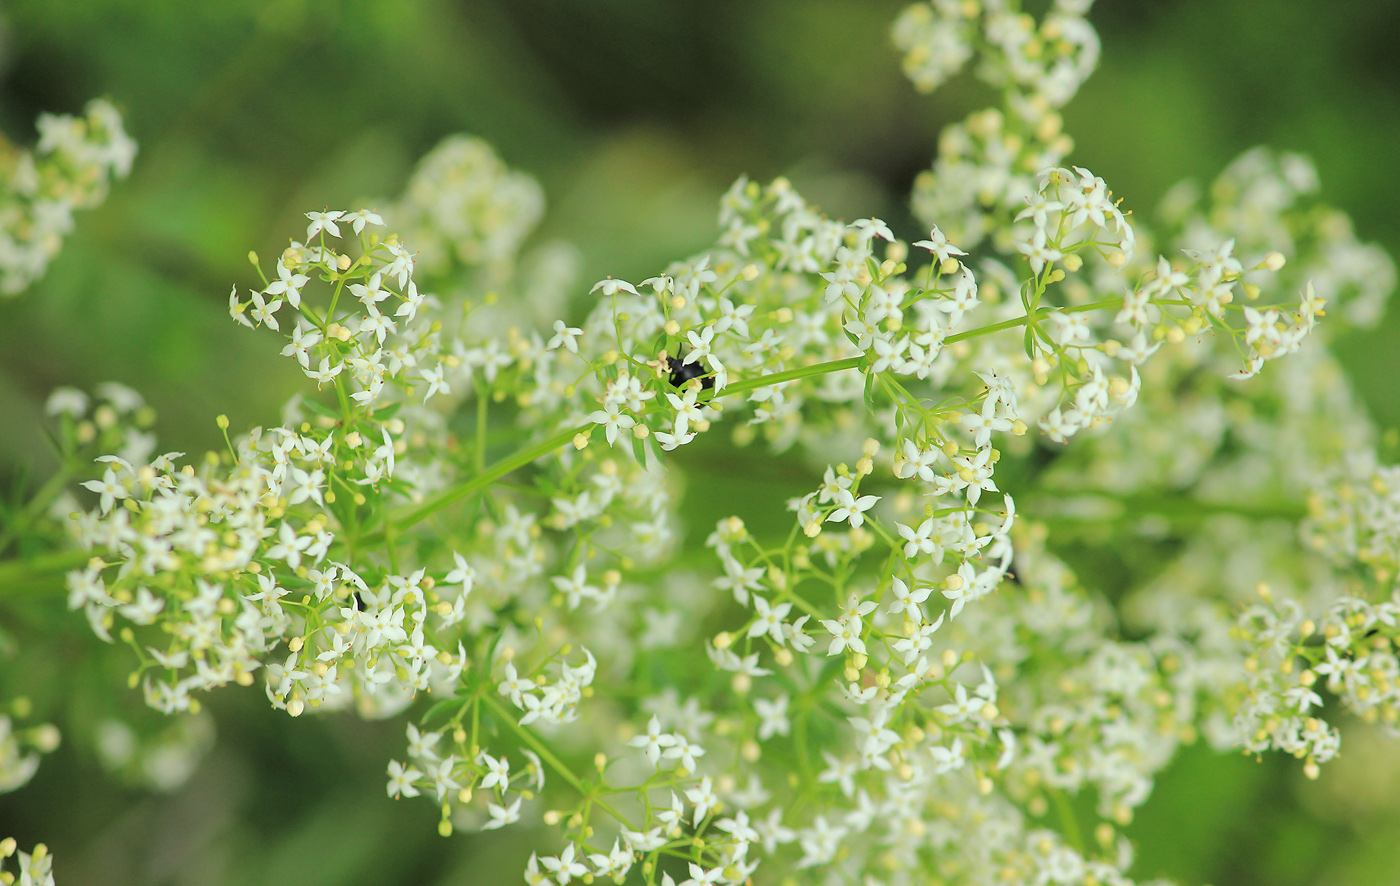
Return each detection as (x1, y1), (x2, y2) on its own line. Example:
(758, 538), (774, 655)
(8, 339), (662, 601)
(346, 208), (385, 234)
(386, 759), (421, 798)
(305, 210), (344, 239)
(747, 595), (792, 645)
(827, 489), (879, 529)
(264, 261), (309, 309)
(913, 225), (967, 263)
(546, 319), (583, 353)
(482, 796), (522, 830)
(590, 277), (638, 297)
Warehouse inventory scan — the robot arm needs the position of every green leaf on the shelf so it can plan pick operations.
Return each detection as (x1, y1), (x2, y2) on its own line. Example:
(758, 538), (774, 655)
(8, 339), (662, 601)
(301, 397), (340, 420)
(371, 402), (403, 422)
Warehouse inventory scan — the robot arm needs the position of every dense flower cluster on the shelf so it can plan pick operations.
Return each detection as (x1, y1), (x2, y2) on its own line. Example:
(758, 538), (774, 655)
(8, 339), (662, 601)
(0, 99), (135, 295)
(380, 134), (545, 281)
(8, 1), (1396, 885)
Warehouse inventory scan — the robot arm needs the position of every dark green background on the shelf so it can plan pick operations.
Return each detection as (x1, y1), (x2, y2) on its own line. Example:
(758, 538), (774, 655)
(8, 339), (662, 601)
(1, 1), (1398, 883)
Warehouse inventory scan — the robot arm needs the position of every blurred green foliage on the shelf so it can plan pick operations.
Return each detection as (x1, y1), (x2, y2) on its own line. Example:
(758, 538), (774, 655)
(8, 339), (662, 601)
(1, 0), (1398, 883)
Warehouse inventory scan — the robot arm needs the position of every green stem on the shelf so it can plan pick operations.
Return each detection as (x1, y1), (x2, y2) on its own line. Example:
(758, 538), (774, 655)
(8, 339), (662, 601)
(946, 312), (1034, 344)
(361, 424), (589, 544)
(0, 548), (93, 595)
(1028, 492), (1306, 525)
(481, 692), (637, 830)
(722, 356), (863, 396)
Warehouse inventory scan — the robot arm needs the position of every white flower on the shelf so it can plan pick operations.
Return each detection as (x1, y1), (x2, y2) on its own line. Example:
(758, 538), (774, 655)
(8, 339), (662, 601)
(81, 465), (129, 514)
(248, 290), (283, 330)
(629, 715), (678, 765)
(820, 615), (866, 657)
(305, 210), (344, 239)
(483, 796), (522, 830)
(662, 735), (705, 772)
(587, 401), (635, 446)
(444, 552), (475, 596)
(552, 564), (599, 610)
(913, 225), (967, 263)
(959, 399), (1012, 449)
(386, 759), (421, 798)
(621, 826), (668, 853)
(827, 489), (879, 529)
(350, 272), (390, 306)
(477, 751), (511, 791)
(420, 363), (450, 402)
(684, 325), (715, 364)
(46, 387), (89, 417)
(655, 428), (696, 451)
(1015, 227), (1063, 275)
(667, 389), (705, 435)
(264, 261), (309, 309)
(304, 357), (343, 387)
(754, 694), (791, 740)
(949, 448), (997, 505)
(929, 736), (965, 774)
(887, 577), (931, 617)
(850, 217), (894, 243)
(818, 753), (857, 797)
(590, 277), (638, 297)
(747, 595), (792, 644)
(281, 321), (322, 367)
(685, 775), (720, 819)
(546, 319), (583, 353)
(346, 208), (385, 233)
(497, 662), (532, 707)
(395, 280), (425, 320)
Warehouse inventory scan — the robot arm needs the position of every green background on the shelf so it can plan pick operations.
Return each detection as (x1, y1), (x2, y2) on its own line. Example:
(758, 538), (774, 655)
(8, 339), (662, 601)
(1, 1), (1399, 883)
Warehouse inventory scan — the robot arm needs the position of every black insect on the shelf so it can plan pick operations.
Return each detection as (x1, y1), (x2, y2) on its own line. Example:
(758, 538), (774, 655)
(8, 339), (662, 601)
(668, 355), (714, 390)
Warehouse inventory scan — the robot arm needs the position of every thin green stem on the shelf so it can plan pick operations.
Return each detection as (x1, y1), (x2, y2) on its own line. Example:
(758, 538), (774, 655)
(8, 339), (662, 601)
(945, 312), (1034, 344)
(1029, 492), (1306, 525)
(722, 356), (863, 396)
(481, 692), (637, 830)
(0, 548), (93, 595)
(361, 424), (589, 544)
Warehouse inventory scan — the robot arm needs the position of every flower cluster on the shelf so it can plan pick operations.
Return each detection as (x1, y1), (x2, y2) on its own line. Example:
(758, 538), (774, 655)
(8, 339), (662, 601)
(17, 1), (1399, 885)
(0, 98), (135, 295)
(893, 0), (1099, 106)
(1233, 587), (1400, 779)
(380, 134), (545, 281)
